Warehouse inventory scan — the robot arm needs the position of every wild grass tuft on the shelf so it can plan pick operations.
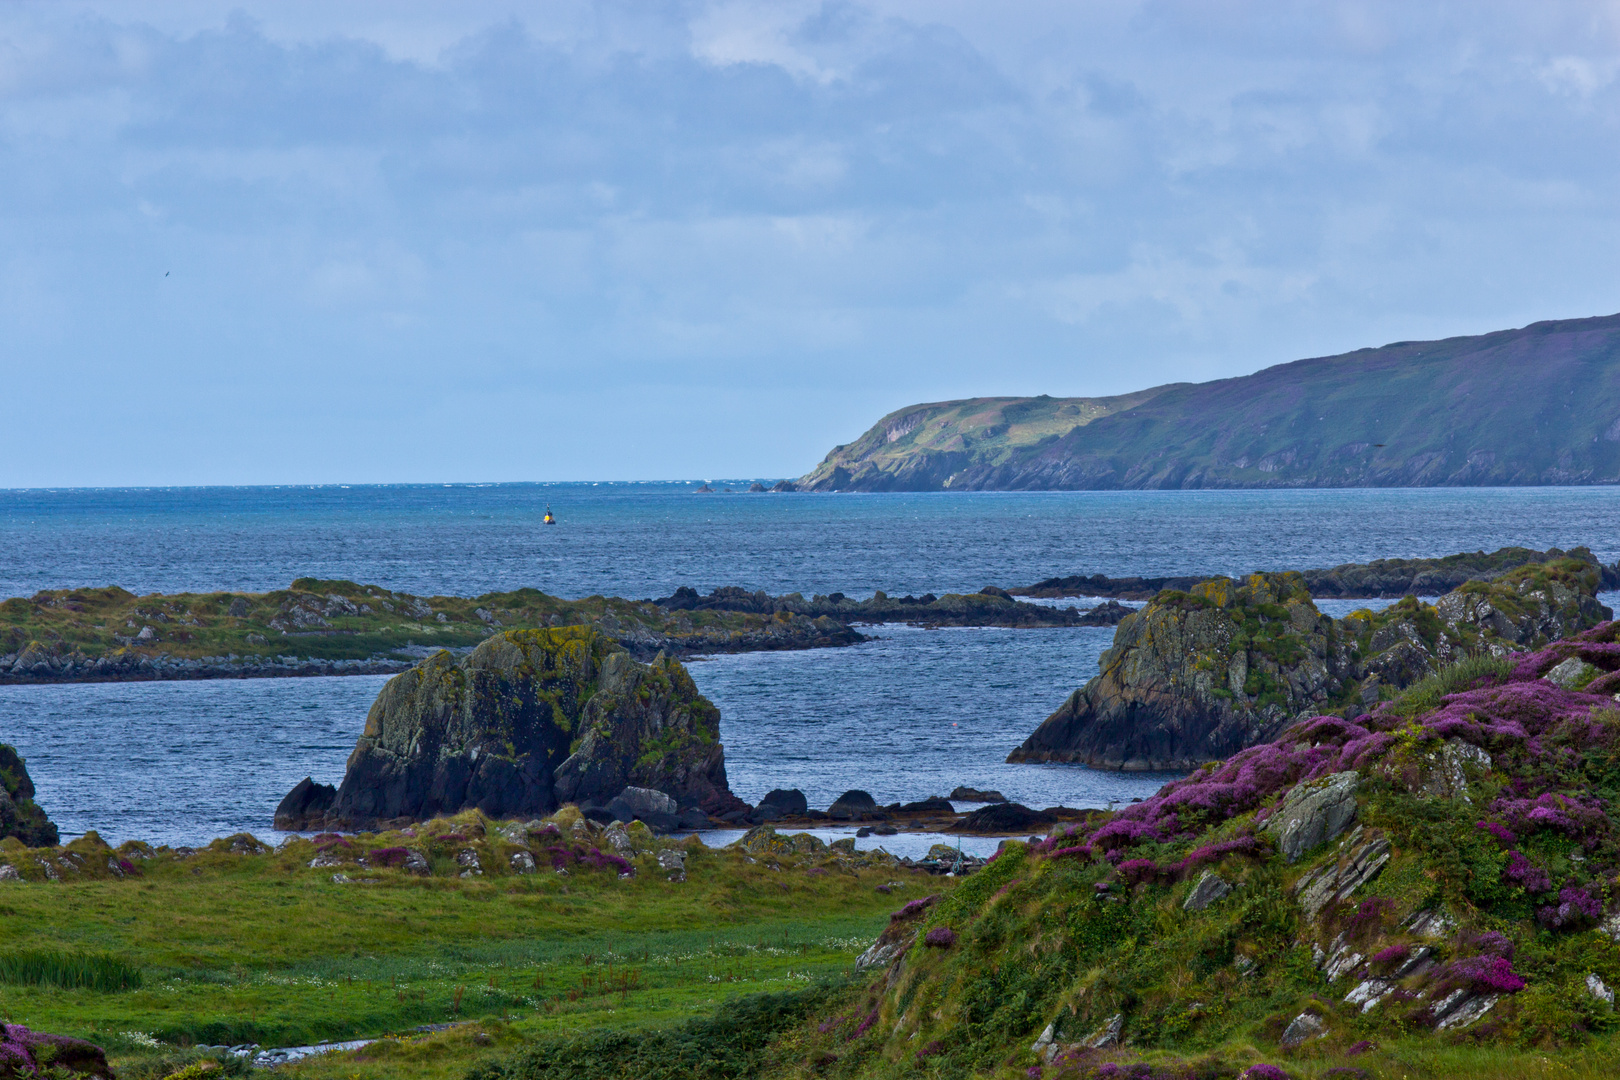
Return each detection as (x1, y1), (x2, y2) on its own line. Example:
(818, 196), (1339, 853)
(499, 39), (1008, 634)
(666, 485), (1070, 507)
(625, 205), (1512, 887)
(0, 948), (143, 991)
(1388, 652), (1514, 717)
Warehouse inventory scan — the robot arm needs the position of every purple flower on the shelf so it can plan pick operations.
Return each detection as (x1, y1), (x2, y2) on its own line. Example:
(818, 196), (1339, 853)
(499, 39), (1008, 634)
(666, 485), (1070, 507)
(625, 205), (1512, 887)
(1469, 931), (1513, 959)
(849, 1008), (879, 1040)
(1444, 955), (1526, 994)
(1537, 886), (1604, 931)
(891, 895), (940, 922)
(1243, 1066), (1292, 1080)
(1502, 851), (1552, 893)
(1474, 821), (1516, 846)
(1115, 858), (1160, 886)
(924, 926), (957, 948)
(367, 846), (410, 867)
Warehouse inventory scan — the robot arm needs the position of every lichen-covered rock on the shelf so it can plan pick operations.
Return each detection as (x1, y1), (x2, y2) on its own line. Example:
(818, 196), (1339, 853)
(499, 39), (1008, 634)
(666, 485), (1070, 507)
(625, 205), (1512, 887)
(1009, 573), (1348, 770)
(1010, 560), (1611, 770)
(285, 628), (743, 830)
(1262, 771), (1359, 862)
(0, 745), (57, 848)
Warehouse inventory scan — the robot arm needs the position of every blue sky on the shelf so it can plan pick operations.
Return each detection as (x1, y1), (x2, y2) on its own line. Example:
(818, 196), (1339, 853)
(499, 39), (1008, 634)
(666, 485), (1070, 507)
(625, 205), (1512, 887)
(4, 1), (1620, 485)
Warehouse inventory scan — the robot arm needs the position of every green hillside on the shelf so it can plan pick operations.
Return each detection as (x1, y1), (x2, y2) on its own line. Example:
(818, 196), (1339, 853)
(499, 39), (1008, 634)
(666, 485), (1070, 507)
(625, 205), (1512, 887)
(800, 313), (1620, 490)
(796, 387), (1184, 491)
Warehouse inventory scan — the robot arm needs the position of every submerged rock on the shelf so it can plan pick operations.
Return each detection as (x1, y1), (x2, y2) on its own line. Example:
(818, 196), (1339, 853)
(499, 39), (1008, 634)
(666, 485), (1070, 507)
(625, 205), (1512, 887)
(279, 628), (744, 830)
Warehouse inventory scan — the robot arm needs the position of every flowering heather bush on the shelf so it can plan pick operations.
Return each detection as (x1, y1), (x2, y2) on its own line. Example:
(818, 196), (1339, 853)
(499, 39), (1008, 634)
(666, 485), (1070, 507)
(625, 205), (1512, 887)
(1443, 955), (1527, 994)
(1343, 897), (1395, 937)
(1537, 886), (1604, 931)
(1344, 1040), (1375, 1056)
(914, 1039), (943, 1059)
(1027, 1067), (1044, 1079)
(890, 895), (940, 922)
(311, 832), (346, 845)
(1502, 851), (1552, 893)
(1475, 821), (1517, 846)
(0, 1024), (107, 1078)
(1242, 1066), (1291, 1080)
(850, 1008), (879, 1040)
(1468, 932), (1514, 960)
(582, 847), (634, 875)
(923, 926), (958, 948)
(1370, 944), (1410, 971)
(817, 1013), (848, 1034)
(1115, 859), (1161, 887)
(1491, 793), (1609, 843)
(546, 845), (576, 870)
(367, 846), (410, 868)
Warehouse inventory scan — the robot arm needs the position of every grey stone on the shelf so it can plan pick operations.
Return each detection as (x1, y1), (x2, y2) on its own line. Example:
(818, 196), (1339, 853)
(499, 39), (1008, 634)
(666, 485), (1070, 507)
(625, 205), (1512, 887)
(657, 848), (687, 882)
(1293, 832), (1391, 920)
(608, 786), (677, 822)
(1547, 656), (1600, 690)
(1263, 771), (1360, 862)
(404, 850), (430, 875)
(1588, 973), (1614, 1006)
(510, 851), (536, 873)
(828, 789), (880, 820)
(1279, 1011), (1327, 1047)
(0, 864), (18, 881)
(1433, 990), (1499, 1030)
(1082, 1014), (1123, 1048)
(1183, 870), (1232, 912)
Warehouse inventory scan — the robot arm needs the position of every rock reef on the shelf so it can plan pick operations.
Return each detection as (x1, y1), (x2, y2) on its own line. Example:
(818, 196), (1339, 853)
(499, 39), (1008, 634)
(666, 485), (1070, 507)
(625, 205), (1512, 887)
(1009, 558), (1610, 769)
(276, 628), (745, 831)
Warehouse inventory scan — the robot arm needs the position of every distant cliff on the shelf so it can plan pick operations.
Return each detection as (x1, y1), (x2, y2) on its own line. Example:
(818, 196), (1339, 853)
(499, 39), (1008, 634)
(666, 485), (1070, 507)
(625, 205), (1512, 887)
(796, 388), (1184, 491)
(800, 313), (1620, 490)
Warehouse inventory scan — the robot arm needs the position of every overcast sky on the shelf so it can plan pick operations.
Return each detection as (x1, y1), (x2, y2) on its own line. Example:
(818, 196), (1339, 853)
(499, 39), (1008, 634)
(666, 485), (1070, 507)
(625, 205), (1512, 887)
(4, 1), (1620, 485)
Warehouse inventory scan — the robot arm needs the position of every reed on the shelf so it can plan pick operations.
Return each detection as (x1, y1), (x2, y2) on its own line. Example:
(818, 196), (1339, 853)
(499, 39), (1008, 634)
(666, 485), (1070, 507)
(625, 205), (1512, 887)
(0, 948), (143, 992)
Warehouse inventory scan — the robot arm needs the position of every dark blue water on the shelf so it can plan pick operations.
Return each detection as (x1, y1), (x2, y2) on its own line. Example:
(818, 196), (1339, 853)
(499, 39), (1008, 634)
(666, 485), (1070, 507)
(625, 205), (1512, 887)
(1, 483), (1617, 846)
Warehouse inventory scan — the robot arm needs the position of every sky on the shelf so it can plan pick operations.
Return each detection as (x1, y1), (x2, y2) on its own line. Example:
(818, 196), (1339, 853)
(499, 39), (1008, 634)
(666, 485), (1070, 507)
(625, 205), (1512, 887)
(3, 1), (1620, 486)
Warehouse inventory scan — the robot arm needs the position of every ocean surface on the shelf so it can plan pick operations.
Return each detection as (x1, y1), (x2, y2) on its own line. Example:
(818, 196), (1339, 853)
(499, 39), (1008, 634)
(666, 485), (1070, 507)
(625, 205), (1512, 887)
(2, 483), (1618, 847)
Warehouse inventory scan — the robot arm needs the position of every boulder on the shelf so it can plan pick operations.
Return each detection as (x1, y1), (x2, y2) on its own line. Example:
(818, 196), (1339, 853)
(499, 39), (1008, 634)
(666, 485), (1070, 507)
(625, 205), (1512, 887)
(607, 788), (681, 833)
(827, 789), (880, 820)
(948, 786), (1006, 803)
(750, 788), (808, 822)
(1263, 771), (1360, 863)
(273, 776), (336, 831)
(1279, 1011), (1327, 1048)
(280, 628), (745, 830)
(1182, 870), (1232, 912)
(0, 745), (57, 848)
(949, 803), (1057, 833)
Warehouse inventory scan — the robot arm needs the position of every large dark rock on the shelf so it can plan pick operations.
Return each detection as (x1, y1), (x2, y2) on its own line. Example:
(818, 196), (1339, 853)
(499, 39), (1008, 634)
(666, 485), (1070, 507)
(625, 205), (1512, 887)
(273, 776), (336, 831)
(750, 788), (808, 822)
(949, 803), (1058, 833)
(828, 789), (880, 820)
(1009, 559), (1611, 771)
(0, 745), (57, 847)
(283, 628), (745, 830)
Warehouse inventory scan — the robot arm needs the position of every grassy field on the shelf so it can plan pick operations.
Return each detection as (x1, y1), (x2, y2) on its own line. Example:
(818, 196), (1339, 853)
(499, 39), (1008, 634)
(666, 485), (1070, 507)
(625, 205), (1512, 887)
(0, 812), (931, 1079)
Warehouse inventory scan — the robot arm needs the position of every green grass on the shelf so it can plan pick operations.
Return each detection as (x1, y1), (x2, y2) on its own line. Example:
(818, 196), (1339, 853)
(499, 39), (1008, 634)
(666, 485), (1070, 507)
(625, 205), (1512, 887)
(0, 948), (142, 991)
(0, 813), (934, 1080)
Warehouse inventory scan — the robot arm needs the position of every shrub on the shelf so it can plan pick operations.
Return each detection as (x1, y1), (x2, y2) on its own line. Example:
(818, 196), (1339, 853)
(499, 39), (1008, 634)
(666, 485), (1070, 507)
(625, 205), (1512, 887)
(923, 927), (957, 948)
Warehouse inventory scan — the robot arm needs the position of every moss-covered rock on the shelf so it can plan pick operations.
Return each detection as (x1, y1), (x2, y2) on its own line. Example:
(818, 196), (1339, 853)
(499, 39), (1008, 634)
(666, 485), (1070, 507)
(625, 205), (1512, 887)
(1010, 560), (1612, 770)
(0, 744), (57, 847)
(283, 628), (742, 830)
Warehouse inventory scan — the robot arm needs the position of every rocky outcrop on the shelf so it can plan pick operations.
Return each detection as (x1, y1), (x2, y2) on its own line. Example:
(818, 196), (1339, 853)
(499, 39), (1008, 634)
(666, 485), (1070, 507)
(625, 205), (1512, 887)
(1010, 572), (1348, 770)
(653, 585), (1110, 628)
(0, 745), (57, 848)
(1008, 559), (1611, 770)
(1011, 546), (1619, 601)
(276, 628), (745, 831)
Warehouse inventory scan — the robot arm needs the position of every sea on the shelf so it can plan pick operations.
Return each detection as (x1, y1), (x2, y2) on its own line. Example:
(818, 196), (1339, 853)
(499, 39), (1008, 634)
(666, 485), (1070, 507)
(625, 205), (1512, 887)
(2, 482), (1618, 850)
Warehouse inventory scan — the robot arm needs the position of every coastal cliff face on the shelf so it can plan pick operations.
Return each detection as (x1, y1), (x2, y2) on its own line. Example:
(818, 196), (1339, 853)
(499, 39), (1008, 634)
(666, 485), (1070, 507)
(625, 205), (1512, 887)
(0, 744), (58, 847)
(1010, 559), (1610, 770)
(279, 628), (741, 830)
(802, 313), (1620, 490)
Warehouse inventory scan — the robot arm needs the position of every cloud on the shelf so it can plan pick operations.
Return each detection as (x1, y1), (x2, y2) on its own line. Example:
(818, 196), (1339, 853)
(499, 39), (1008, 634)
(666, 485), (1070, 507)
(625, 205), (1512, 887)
(2, 1), (1620, 484)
